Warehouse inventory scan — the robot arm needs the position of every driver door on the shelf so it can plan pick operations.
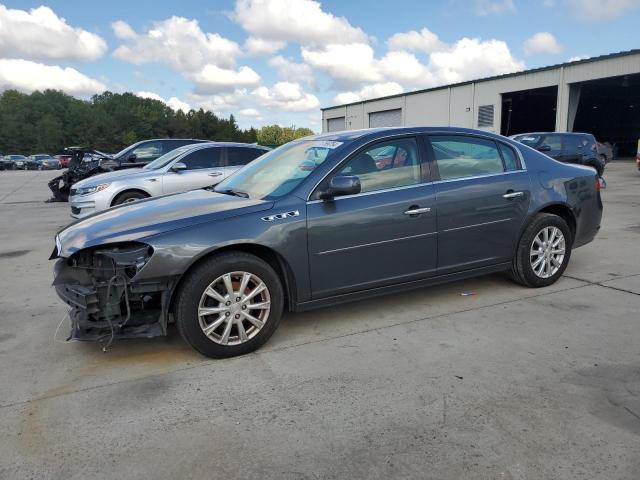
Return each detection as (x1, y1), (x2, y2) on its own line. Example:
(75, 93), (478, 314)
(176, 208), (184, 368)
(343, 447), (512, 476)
(306, 136), (438, 299)
(161, 147), (225, 194)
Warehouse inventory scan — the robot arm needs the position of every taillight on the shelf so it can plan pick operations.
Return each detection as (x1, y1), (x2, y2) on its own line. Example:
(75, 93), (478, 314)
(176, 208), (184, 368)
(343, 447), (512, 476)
(595, 175), (601, 192)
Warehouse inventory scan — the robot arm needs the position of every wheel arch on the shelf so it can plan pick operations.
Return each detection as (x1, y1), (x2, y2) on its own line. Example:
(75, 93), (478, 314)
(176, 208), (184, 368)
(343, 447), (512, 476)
(110, 188), (152, 206)
(536, 203), (576, 240)
(168, 243), (297, 317)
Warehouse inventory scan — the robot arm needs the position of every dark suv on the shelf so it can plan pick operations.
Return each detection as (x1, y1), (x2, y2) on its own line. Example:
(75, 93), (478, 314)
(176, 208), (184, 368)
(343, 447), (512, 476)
(107, 139), (209, 168)
(512, 132), (604, 176)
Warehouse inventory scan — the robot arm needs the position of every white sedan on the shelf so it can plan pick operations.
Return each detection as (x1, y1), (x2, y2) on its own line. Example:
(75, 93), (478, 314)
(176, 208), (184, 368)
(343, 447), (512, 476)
(69, 142), (269, 218)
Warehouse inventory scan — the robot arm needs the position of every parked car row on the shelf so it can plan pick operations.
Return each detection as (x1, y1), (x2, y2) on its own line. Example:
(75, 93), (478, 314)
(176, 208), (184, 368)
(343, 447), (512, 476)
(51, 127), (603, 359)
(69, 142), (270, 217)
(0, 153), (66, 170)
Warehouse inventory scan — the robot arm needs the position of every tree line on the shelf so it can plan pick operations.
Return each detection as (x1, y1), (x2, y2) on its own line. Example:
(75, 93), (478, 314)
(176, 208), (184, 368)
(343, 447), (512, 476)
(0, 89), (315, 155)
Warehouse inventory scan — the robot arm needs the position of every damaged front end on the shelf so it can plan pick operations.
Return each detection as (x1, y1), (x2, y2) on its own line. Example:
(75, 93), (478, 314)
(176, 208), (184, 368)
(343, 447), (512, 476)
(53, 242), (175, 345)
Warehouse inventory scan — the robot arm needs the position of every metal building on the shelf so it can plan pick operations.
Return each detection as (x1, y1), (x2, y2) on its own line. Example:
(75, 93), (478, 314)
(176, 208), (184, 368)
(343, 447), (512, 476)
(321, 49), (640, 156)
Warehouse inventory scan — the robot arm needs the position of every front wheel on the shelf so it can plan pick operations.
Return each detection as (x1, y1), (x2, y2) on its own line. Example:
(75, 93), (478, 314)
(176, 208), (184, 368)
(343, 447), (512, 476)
(112, 190), (148, 206)
(510, 213), (572, 288)
(175, 252), (284, 358)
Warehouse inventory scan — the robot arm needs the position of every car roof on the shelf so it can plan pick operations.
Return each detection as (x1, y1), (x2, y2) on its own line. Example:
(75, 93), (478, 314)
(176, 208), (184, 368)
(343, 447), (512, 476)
(180, 142), (271, 151)
(514, 132), (592, 137)
(304, 126), (509, 143)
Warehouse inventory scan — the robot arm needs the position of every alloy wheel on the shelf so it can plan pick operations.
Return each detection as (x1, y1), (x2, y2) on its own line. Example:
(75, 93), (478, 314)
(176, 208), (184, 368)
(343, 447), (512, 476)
(530, 226), (565, 278)
(197, 271), (271, 346)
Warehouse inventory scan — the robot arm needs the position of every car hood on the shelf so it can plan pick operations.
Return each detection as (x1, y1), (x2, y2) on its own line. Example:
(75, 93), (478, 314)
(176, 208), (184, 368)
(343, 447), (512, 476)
(56, 190), (274, 257)
(73, 167), (149, 187)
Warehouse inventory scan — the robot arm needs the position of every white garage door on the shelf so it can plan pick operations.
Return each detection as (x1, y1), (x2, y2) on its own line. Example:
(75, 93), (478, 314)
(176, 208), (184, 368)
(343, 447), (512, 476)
(327, 117), (345, 132)
(369, 109), (402, 128)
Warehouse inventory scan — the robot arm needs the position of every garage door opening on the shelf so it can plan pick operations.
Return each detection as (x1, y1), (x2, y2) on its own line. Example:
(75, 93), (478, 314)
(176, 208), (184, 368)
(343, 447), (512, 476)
(571, 74), (640, 157)
(501, 86), (558, 137)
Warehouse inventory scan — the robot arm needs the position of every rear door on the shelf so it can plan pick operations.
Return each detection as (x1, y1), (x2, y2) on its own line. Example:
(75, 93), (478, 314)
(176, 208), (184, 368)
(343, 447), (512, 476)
(427, 134), (531, 274)
(307, 136), (438, 298)
(161, 147), (224, 194)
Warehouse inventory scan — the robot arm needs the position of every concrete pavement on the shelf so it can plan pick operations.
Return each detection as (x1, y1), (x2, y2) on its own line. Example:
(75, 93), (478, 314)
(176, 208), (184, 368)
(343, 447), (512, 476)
(0, 164), (638, 479)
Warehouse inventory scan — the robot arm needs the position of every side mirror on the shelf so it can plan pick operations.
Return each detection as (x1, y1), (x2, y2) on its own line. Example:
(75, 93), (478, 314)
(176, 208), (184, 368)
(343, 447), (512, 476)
(172, 162), (187, 172)
(537, 145), (551, 152)
(319, 175), (361, 200)
(127, 153), (137, 162)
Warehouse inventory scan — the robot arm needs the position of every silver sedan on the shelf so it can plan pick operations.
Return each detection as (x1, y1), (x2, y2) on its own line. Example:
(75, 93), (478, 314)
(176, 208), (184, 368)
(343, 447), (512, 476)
(69, 142), (269, 218)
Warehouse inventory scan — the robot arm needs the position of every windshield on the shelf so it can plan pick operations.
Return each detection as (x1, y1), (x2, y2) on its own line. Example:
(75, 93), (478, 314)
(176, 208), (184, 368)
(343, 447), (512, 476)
(143, 146), (191, 170)
(112, 142), (141, 159)
(214, 140), (342, 200)
(514, 134), (543, 147)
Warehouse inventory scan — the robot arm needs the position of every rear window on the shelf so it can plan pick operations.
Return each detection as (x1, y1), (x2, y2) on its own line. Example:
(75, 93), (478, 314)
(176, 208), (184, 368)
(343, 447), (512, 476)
(499, 144), (520, 171)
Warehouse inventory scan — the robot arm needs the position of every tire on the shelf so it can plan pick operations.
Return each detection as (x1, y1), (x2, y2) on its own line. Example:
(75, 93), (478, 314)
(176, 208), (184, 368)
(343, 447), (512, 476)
(175, 252), (284, 358)
(112, 190), (148, 206)
(509, 213), (572, 288)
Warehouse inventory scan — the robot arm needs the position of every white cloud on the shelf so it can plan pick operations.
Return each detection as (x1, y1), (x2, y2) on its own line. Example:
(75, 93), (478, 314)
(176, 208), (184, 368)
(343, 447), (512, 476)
(0, 58), (106, 95)
(188, 89), (249, 113)
(387, 28), (445, 54)
(244, 36), (286, 55)
(268, 55), (316, 86)
(112, 20), (137, 40)
(252, 81), (320, 111)
(112, 16), (241, 72)
(474, 0), (516, 15)
(233, 0), (367, 46)
(334, 82), (404, 104)
(567, 0), (640, 19)
(425, 38), (524, 85)
(136, 91), (192, 113)
(192, 65), (261, 93)
(301, 43), (380, 88)
(307, 36), (524, 99)
(378, 51), (433, 87)
(523, 32), (563, 55)
(239, 108), (261, 117)
(0, 5), (106, 61)
(567, 55), (589, 62)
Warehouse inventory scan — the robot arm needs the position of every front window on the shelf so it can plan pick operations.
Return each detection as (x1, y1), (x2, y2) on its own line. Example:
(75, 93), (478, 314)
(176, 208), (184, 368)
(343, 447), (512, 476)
(214, 140), (341, 200)
(132, 141), (162, 160)
(143, 146), (192, 170)
(334, 138), (421, 194)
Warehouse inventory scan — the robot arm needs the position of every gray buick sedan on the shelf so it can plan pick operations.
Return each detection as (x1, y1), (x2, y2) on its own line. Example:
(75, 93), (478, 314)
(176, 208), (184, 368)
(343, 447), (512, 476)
(52, 127), (602, 358)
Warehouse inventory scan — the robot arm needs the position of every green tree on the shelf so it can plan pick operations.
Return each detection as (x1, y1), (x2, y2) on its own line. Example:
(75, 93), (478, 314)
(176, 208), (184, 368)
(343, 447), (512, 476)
(0, 89), (279, 155)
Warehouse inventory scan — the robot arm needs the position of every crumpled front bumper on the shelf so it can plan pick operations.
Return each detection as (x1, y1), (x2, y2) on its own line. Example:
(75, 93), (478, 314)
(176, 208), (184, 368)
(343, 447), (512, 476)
(52, 245), (176, 344)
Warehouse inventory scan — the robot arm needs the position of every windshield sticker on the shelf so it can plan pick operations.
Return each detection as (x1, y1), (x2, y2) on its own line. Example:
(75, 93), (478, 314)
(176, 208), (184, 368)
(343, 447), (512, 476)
(314, 141), (343, 149)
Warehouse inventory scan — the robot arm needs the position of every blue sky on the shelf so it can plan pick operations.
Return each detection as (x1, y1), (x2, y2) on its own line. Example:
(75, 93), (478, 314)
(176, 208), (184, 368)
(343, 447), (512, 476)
(1, 0), (639, 130)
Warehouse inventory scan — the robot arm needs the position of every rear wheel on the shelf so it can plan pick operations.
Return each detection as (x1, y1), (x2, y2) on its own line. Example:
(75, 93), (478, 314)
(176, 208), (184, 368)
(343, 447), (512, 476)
(112, 190), (148, 206)
(510, 213), (572, 288)
(175, 252), (284, 358)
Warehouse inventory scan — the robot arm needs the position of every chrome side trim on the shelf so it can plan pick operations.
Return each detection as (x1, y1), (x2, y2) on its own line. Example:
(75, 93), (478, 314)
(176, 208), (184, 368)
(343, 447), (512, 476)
(317, 231), (437, 255)
(307, 182), (430, 205)
(442, 217), (512, 233)
(433, 169), (526, 185)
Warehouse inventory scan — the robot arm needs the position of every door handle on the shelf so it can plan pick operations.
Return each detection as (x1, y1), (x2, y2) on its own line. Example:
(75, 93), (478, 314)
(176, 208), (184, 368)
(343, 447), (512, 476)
(208, 171), (223, 177)
(145, 178), (158, 182)
(503, 191), (524, 199)
(404, 207), (431, 215)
